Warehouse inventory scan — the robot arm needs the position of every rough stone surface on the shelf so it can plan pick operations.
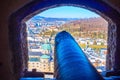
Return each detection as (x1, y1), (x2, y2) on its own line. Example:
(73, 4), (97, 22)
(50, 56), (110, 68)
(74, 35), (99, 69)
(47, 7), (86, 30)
(8, 0), (120, 79)
(106, 22), (117, 70)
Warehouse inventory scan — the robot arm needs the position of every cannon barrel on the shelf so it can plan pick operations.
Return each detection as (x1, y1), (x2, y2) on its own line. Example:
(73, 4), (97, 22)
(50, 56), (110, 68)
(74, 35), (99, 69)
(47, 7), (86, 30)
(54, 31), (103, 80)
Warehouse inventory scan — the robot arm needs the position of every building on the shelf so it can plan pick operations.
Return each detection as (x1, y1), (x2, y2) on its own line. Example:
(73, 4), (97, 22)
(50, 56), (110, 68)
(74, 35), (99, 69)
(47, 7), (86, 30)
(28, 54), (54, 73)
(28, 56), (41, 71)
(40, 55), (53, 72)
(41, 43), (52, 54)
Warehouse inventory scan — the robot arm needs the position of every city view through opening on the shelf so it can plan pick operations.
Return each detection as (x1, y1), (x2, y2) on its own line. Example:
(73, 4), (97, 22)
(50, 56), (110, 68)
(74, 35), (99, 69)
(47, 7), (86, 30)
(26, 6), (108, 74)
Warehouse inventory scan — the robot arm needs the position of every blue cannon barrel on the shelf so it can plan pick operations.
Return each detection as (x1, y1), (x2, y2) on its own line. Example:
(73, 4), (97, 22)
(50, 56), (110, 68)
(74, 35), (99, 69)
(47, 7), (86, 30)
(54, 31), (103, 80)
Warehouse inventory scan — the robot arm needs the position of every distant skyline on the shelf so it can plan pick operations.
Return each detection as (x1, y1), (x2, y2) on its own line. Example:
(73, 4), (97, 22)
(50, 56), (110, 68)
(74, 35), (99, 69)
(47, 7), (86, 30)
(37, 6), (100, 18)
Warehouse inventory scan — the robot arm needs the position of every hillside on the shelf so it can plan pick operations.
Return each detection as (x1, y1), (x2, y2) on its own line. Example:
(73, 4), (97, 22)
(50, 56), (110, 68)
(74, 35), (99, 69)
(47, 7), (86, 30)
(28, 16), (108, 40)
(58, 17), (108, 39)
(61, 17), (107, 31)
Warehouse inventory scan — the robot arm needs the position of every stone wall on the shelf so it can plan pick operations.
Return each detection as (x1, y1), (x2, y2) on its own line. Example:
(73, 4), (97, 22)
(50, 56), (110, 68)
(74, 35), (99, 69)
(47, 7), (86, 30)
(106, 22), (117, 70)
(9, 17), (28, 79)
(21, 22), (28, 74)
(8, 0), (120, 79)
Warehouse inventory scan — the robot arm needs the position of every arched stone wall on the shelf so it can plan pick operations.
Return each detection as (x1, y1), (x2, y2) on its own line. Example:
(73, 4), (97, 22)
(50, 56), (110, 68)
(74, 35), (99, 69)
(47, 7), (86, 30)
(9, 0), (120, 79)
(107, 22), (117, 70)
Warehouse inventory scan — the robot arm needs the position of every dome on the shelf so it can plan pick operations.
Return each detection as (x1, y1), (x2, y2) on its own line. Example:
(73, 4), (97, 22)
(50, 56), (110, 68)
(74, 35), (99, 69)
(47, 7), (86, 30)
(41, 54), (50, 59)
(41, 43), (51, 50)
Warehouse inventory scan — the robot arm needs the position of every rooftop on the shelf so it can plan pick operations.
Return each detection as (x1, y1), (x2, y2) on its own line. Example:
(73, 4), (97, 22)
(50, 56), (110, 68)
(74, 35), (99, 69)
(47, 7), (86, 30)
(29, 57), (40, 62)
(41, 54), (50, 59)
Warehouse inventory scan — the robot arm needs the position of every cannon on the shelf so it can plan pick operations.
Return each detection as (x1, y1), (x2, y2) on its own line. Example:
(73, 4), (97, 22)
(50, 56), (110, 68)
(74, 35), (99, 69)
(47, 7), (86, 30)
(54, 31), (103, 80)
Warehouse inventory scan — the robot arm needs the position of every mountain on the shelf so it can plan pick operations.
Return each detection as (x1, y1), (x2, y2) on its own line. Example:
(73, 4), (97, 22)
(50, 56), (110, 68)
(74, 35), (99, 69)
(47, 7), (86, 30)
(62, 17), (108, 32)
(31, 16), (80, 22)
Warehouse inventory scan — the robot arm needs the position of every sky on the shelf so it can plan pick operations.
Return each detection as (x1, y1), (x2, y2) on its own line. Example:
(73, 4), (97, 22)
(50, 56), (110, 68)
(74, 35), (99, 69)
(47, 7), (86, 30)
(37, 6), (100, 18)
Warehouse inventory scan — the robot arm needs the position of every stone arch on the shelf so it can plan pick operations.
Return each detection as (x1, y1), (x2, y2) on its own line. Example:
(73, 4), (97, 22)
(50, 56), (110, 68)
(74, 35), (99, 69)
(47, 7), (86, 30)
(9, 0), (120, 79)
